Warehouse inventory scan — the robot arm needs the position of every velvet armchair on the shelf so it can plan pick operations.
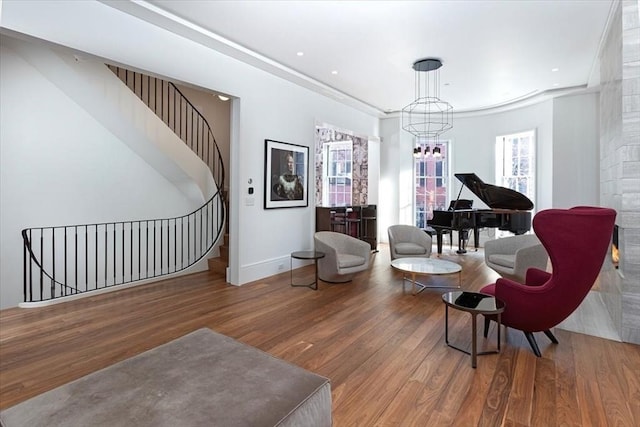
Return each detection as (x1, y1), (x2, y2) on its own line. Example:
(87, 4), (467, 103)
(480, 206), (616, 357)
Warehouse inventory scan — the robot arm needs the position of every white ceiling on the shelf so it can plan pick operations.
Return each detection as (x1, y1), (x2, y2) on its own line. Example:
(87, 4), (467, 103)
(108, 0), (614, 115)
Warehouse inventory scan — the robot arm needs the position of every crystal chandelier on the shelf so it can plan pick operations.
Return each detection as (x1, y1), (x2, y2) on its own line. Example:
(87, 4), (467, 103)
(402, 58), (453, 139)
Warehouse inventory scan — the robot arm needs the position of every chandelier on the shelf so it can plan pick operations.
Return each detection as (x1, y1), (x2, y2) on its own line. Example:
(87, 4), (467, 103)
(402, 58), (453, 139)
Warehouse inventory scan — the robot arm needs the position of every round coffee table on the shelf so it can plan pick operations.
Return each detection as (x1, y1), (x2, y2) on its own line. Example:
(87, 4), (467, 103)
(442, 291), (506, 368)
(390, 257), (462, 295)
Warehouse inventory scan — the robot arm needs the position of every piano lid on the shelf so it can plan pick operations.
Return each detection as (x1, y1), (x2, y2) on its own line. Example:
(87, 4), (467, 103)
(454, 173), (534, 211)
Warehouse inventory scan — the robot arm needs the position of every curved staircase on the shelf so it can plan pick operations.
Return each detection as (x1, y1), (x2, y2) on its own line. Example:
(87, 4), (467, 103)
(20, 66), (226, 305)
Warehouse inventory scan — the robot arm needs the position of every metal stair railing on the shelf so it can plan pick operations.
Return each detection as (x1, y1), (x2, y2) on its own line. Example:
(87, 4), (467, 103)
(21, 67), (226, 304)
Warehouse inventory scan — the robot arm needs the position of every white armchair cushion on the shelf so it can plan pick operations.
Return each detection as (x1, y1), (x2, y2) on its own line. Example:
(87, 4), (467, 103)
(488, 254), (516, 268)
(394, 242), (429, 256)
(338, 254), (366, 268)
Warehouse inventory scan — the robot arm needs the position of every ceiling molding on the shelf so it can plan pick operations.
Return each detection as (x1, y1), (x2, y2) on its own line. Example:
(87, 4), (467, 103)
(100, 0), (387, 117)
(587, 0), (620, 88)
(100, 0), (610, 120)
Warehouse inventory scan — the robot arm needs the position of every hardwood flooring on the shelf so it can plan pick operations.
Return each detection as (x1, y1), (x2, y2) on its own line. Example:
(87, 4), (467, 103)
(1, 245), (639, 426)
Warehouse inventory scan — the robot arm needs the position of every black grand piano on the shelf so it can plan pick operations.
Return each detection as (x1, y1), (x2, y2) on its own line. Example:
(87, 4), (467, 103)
(427, 173), (533, 254)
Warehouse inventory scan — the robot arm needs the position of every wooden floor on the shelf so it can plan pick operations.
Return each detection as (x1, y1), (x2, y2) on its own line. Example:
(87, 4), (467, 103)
(1, 245), (639, 426)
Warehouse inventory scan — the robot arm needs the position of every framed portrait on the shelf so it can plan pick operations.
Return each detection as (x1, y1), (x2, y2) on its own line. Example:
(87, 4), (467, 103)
(264, 139), (309, 209)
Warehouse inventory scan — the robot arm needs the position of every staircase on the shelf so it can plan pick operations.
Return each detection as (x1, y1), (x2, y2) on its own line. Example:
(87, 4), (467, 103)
(208, 233), (229, 278)
(208, 190), (229, 278)
(20, 65), (226, 304)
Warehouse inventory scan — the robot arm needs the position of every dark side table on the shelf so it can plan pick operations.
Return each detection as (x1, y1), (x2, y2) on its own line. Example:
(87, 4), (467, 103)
(290, 251), (325, 291)
(442, 291), (506, 368)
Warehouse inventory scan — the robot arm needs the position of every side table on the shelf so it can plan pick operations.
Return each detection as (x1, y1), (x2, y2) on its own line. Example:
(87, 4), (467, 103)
(442, 291), (506, 368)
(290, 251), (325, 291)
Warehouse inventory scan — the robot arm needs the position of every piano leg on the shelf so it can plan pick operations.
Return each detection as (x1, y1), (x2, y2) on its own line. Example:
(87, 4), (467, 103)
(436, 230), (444, 255)
(457, 230), (468, 254)
(473, 227), (480, 251)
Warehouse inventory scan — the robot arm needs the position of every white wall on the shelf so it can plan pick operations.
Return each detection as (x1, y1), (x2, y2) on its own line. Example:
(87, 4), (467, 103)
(552, 92), (600, 208)
(378, 117), (415, 243)
(175, 84), (232, 194)
(379, 94), (601, 247)
(0, 0), (379, 301)
(446, 101), (555, 213)
(380, 101), (554, 217)
(1, 2), (601, 308)
(0, 41), (198, 308)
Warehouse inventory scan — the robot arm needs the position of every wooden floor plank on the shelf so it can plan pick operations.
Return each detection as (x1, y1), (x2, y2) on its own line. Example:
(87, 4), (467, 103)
(1, 244), (639, 427)
(503, 350), (537, 426)
(549, 330), (582, 427)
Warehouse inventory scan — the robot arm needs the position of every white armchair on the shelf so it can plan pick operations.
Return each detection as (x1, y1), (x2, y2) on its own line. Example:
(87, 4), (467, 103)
(314, 231), (371, 283)
(484, 234), (548, 283)
(388, 225), (433, 260)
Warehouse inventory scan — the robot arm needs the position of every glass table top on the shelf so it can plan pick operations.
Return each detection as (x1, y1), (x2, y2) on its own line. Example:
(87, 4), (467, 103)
(390, 257), (462, 275)
(442, 291), (505, 312)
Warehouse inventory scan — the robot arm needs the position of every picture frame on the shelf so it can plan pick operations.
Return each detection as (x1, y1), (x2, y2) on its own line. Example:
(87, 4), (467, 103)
(264, 139), (309, 209)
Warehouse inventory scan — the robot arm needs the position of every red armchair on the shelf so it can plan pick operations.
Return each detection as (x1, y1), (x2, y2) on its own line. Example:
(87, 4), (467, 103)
(480, 206), (616, 357)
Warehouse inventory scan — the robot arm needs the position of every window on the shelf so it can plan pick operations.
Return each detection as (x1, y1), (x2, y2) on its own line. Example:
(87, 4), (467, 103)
(414, 141), (449, 228)
(495, 130), (536, 207)
(323, 140), (352, 206)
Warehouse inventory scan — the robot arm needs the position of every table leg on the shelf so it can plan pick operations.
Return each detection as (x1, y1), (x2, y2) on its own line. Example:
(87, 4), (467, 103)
(313, 259), (319, 291)
(412, 272), (416, 295)
(497, 312), (501, 351)
(471, 313), (478, 368)
(290, 256), (320, 290)
(445, 305), (450, 344)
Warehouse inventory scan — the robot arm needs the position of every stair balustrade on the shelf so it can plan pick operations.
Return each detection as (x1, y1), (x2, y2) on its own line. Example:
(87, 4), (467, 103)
(21, 67), (225, 304)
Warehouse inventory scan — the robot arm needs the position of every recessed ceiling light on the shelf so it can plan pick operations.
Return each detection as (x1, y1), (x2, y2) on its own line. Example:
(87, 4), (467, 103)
(296, 51), (304, 56)
(553, 83), (559, 87)
(218, 95), (230, 101)
(551, 68), (559, 72)
(331, 70), (338, 75)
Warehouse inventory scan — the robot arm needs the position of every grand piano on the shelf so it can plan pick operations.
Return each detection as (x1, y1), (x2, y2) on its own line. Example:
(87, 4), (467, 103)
(427, 173), (533, 254)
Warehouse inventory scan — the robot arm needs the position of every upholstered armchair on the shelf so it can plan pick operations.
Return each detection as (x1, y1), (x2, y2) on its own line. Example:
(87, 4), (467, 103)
(314, 231), (371, 283)
(484, 234), (548, 283)
(388, 225), (433, 260)
(480, 206), (616, 357)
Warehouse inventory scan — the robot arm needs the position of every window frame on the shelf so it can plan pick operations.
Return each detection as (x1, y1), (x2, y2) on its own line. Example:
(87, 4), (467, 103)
(495, 130), (536, 209)
(413, 140), (450, 228)
(322, 140), (353, 206)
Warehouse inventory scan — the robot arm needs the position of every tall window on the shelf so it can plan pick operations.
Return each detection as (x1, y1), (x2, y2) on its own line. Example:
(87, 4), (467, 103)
(323, 140), (352, 206)
(414, 141), (449, 228)
(496, 130), (536, 206)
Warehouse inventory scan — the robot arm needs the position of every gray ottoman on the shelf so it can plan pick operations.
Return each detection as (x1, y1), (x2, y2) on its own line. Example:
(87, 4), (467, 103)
(0, 328), (332, 427)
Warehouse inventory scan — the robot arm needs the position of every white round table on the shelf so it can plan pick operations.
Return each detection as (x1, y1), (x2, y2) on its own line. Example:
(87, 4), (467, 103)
(390, 257), (462, 295)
